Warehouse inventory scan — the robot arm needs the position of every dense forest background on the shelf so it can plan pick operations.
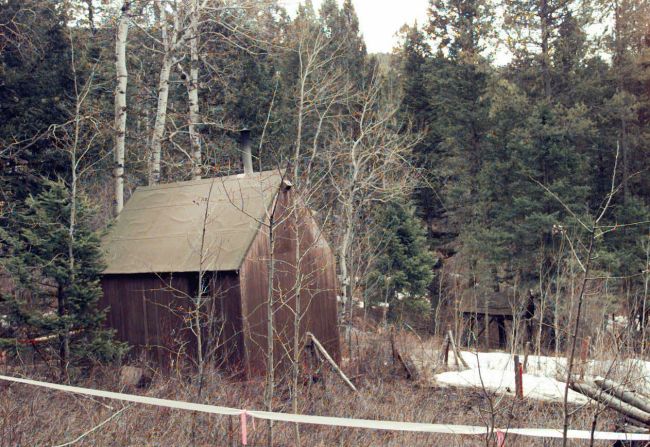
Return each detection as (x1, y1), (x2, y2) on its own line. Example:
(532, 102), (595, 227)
(0, 0), (648, 352)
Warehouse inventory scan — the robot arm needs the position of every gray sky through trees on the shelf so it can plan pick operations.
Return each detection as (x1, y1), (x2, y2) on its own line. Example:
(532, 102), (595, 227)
(282, 0), (430, 53)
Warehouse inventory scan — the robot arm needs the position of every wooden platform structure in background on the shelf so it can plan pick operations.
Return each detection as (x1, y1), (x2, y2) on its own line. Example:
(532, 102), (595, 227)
(459, 286), (535, 349)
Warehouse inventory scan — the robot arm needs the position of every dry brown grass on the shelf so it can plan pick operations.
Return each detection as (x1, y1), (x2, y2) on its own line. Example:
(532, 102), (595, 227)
(0, 330), (633, 446)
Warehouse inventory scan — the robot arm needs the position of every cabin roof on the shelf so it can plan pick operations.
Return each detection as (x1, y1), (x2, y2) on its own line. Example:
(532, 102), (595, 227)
(102, 170), (283, 274)
(458, 286), (520, 317)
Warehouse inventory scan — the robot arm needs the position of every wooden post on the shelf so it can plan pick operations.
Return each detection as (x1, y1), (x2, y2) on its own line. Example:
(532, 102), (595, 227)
(523, 341), (531, 373)
(307, 332), (358, 393)
(448, 329), (469, 368)
(514, 355), (523, 399)
(497, 316), (508, 349)
(579, 336), (590, 380)
(442, 333), (451, 367)
(484, 312), (490, 349)
(355, 331), (361, 378)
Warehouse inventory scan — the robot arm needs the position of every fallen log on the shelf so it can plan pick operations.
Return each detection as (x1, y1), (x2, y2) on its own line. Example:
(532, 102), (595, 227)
(2, 330), (83, 346)
(307, 332), (358, 393)
(618, 423), (650, 434)
(571, 381), (650, 426)
(623, 415), (649, 429)
(594, 378), (650, 414)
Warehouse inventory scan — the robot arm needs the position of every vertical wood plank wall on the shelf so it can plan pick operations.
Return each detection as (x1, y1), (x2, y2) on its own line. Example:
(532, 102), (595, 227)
(101, 272), (247, 371)
(209, 271), (246, 372)
(240, 186), (341, 376)
(100, 273), (196, 368)
(238, 222), (270, 375)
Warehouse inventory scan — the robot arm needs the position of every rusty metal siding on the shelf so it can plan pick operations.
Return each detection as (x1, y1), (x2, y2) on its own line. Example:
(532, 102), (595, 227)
(239, 186), (341, 376)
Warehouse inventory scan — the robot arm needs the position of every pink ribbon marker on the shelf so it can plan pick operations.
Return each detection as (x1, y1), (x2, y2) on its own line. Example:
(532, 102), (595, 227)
(240, 410), (255, 445)
(240, 410), (248, 445)
(496, 429), (506, 447)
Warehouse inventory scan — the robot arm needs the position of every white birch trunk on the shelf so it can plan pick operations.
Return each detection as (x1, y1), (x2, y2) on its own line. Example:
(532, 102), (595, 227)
(113, 1), (129, 213)
(342, 144), (360, 345)
(149, 58), (171, 185)
(340, 202), (353, 343)
(149, 0), (172, 185)
(188, 0), (202, 180)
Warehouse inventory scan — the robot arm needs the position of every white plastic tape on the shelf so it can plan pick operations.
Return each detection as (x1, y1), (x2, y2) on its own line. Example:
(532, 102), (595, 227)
(1, 374), (649, 441)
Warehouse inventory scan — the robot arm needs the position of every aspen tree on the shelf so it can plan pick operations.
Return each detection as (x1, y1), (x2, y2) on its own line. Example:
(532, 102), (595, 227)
(149, 0), (174, 185)
(113, 0), (129, 214)
(188, 0), (202, 180)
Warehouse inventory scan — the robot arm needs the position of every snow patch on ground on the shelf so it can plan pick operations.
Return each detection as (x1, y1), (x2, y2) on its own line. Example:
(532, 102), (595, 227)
(433, 351), (590, 404)
(433, 350), (650, 404)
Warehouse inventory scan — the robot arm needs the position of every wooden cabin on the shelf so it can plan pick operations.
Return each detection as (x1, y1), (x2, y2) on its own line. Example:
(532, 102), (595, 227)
(100, 170), (340, 376)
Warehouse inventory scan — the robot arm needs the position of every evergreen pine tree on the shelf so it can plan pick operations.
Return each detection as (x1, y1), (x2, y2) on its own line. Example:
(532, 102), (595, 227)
(425, 0), (494, 224)
(367, 201), (436, 315)
(474, 1), (595, 284)
(478, 78), (592, 280)
(0, 0), (73, 204)
(394, 24), (440, 230)
(395, 24), (432, 131)
(595, 0), (650, 301)
(1, 180), (126, 375)
(319, 0), (367, 86)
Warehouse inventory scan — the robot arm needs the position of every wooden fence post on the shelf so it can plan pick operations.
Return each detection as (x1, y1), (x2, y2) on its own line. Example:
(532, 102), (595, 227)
(514, 354), (523, 399)
(448, 330), (469, 368)
(441, 333), (451, 367)
(523, 341), (531, 373)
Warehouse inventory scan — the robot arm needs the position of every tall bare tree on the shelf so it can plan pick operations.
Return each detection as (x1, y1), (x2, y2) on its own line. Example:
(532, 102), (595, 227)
(324, 72), (420, 345)
(149, 0), (198, 184)
(149, 0), (174, 184)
